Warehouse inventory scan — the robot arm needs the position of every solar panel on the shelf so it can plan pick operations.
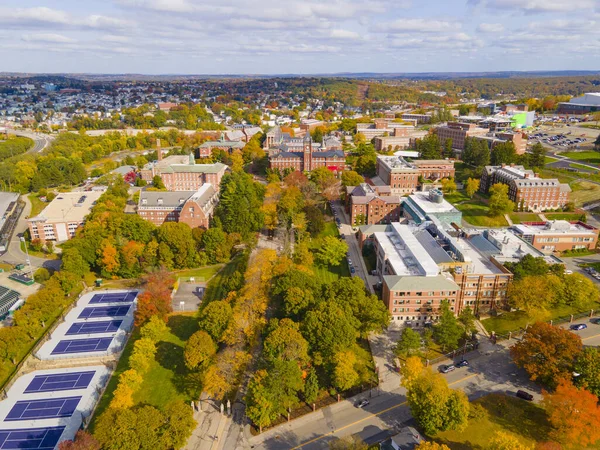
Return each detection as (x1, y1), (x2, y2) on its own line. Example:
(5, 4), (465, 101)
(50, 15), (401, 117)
(0, 426), (65, 450)
(51, 337), (114, 355)
(77, 305), (130, 319)
(5, 397), (81, 421)
(89, 291), (137, 304)
(65, 320), (123, 335)
(24, 371), (95, 393)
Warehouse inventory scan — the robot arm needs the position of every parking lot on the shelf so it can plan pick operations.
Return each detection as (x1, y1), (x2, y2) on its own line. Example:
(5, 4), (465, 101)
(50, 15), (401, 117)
(530, 131), (588, 149)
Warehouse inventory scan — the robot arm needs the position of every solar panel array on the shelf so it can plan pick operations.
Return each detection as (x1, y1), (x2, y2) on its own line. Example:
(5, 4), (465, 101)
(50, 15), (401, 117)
(5, 397), (81, 422)
(66, 320), (123, 336)
(0, 427), (65, 450)
(51, 338), (113, 355)
(88, 291), (137, 304)
(77, 305), (130, 319)
(24, 372), (95, 394)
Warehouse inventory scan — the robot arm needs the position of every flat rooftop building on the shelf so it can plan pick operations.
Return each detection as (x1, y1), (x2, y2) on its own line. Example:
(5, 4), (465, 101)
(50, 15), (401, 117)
(403, 189), (462, 225)
(28, 191), (105, 242)
(510, 220), (599, 254)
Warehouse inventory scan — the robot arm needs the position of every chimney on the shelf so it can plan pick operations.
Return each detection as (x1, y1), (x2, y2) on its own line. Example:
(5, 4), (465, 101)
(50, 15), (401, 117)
(157, 138), (162, 161)
(534, 173), (540, 178)
(501, 164), (506, 168)
(510, 163), (515, 167)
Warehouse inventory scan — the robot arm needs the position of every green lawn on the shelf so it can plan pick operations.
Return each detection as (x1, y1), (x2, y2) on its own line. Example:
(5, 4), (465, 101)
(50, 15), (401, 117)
(570, 181), (600, 207)
(174, 264), (224, 281)
(28, 194), (46, 218)
(544, 156), (560, 163)
(482, 301), (600, 335)
(90, 314), (200, 430)
(544, 212), (587, 222)
(560, 248), (598, 257)
(455, 202), (508, 228)
(557, 151), (600, 166)
(313, 261), (351, 283)
(570, 162), (598, 171)
(509, 213), (541, 224)
(443, 190), (470, 205)
(435, 394), (551, 449)
(203, 254), (248, 304)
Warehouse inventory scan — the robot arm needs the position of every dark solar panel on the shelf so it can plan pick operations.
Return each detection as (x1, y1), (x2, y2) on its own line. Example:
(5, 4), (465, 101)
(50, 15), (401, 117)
(65, 320), (123, 335)
(5, 397), (81, 421)
(88, 291), (137, 304)
(0, 427), (65, 450)
(25, 371), (95, 393)
(51, 337), (114, 355)
(77, 305), (130, 319)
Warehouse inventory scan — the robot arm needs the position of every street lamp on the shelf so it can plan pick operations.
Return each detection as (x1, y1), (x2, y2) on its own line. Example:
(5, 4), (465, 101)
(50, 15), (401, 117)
(19, 237), (34, 278)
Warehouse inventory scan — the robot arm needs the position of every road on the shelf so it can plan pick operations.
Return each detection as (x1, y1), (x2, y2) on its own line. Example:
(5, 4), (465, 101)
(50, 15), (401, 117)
(250, 339), (538, 449)
(560, 254), (600, 287)
(7, 129), (53, 154)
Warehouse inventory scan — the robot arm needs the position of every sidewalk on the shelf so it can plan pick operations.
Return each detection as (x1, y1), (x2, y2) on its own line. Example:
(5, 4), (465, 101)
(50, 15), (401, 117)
(184, 405), (227, 450)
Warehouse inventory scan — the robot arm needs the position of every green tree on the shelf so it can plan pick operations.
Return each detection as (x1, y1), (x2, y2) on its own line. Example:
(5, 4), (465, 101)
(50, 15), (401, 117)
(215, 172), (265, 238)
(263, 318), (309, 365)
(61, 248), (89, 278)
(140, 315), (169, 342)
(302, 302), (357, 360)
(490, 142), (517, 166)
(463, 138), (490, 168)
(507, 275), (559, 320)
(198, 300), (233, 342)
(433, 300), (463, 351)
(458, 306), (477, 338)
(341, 171), (364, 187)
(488, 183), (515, 216)
(333, 350), (359, 391)
(33, 267), (51, 284)
(315, 236), (348, 266)
(200, 227), (230, 264)
(395, 327), (422, 358)
(443, 138), (453, 158)
(574, 347), (600, 397)
(156, 222), (197, 269)
(417, 133), (442, 159)
(558, 273), (599, 309)
(303, 368), (320, 404)
(151, 175), (166, 190)
(245, 370), (279, 432)
(184, 330), (217, 370)
(529, 142), (546, 170)
(465, 177), (480, 199)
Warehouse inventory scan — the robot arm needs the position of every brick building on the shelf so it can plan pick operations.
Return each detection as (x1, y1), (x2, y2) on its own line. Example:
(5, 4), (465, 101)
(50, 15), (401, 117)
(29, 191), (105, 242)
(510, 220), (599, 253)
(474, 131), (527, 155)
(356, 120), (416, 140)
(346, 184), (401, 226)
(434, 122), (488, 151)
(481, 164), (570, 212)
(137, 184), (218, 229)
(197, 137), (245, 158)
(269, 135), (345, 173)
(375, 156), (455, 195)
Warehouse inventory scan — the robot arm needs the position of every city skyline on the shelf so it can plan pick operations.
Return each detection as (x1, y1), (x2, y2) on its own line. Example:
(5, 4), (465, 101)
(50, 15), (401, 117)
(0, 0), (599, 74)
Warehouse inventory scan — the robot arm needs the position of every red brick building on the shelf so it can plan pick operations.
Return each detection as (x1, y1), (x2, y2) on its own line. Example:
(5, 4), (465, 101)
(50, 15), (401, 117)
(510, 221), (599, 253)
(269, 135), (346, 173)
(346, 184), (401, 226)
(137, 184), (218, 229)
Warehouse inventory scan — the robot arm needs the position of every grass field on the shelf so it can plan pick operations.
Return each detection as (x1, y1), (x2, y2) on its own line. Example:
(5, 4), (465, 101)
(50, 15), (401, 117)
(544, 156), (560, 163)
(482, 301), (600, 335)
(570, 181), (600, 207)
(203, 254), (248, 304)
(28, 194), (46, 218)
(509, 213), (541, 224)
(557, 151), (600, 166)
(435, 394), (551, 449)
(570, 162), (598, 171)
(544, 212), (587, 222)
(174, 264), (224, 281)
(443, 190), (470, 205)
(313, 261), (351, 283)
(561, 248), (598, 257)
(91, 314), (200, 429)
(455, 202), (508, 228)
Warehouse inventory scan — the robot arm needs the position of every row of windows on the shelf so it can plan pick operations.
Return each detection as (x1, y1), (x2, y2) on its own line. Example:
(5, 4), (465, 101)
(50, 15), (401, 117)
(395, 291), (457, 297)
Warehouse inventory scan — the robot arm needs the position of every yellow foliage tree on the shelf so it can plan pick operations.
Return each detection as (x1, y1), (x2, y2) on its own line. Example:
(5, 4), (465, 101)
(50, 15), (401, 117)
(487, 431), (533, 450)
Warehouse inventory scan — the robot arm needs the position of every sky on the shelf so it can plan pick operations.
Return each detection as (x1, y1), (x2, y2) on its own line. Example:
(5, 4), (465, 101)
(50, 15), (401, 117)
(0, 0), (599, 75)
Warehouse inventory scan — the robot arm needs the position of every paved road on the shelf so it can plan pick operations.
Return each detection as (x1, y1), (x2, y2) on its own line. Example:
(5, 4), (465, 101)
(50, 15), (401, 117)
(250, 340), (538, 450)
(7, 129), (53, 154)
(561, 254), (600, 286)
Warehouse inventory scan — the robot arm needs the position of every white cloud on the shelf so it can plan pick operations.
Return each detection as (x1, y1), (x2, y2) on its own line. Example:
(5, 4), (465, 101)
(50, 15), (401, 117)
(379, 18), (460, 33)
(101, 35), (131, 43)
(0, 7), (132, 30)
(21, 33), (76, 43)
(489, 0), (597, 13)
(527, 19), (598, 32)
(477, 23), (504, 33)
(330, 29), (361, 40)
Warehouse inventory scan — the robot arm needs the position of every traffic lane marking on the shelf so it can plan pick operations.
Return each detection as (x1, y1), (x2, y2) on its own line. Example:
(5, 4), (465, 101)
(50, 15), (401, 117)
(583, 333), (600, 342)
(291, 373), (478, 449)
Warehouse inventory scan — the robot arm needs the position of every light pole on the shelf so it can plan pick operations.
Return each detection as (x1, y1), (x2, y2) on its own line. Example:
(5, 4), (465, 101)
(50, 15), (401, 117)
(19, 236), (34, 279)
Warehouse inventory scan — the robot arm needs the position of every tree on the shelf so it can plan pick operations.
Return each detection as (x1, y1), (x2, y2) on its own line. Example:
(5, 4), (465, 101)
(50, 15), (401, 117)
(198, 300), (233, 342)
(465, 178), (480, 198)
(157, 222), (198, 269)
(463, 137), (490, 168)
(488, 183), (515, 216)
(61, 248), (89, 278)
(263, 318), (309, 365)
(510, 322), (583, 386)
(151, 175), (165, 190)
(315, 236), (348, 266)
(491, 142), (517, 166)
(542, 380), (600, 448)
(341, 171), (364, 187)
(487, 431), (533, 450)
(58, 431), (100, 450)
(184, 330), (217, 370)
(529, 143), (546, 170)
(458, 306), (477, 338)
(443, 138), (453, 158)
(595, 134), (600, 151)
(304, 205), (325, 236)
(310, 167), (336, 192)
(245, 370), (279, 432)
(433, 301), (463, 351)
(129, 338), (156, 374)
(574, 347), (600, 396)
(507, 275), (559, 320)
(302, 302), (357, 360)
(395, 327), (422, 358)
(440, 178), (457, 194)
(98, 239), (120, 276)
(304, 367), (320, 404)
(34, 267), (51, 284)
(416, 133), (442, 160)
(333, 350), (359, 391)
(140, 315), (169, 342)
(134, 270), (174, 326)
(328, 436), (368, 450)
(558, 273), (599, 309)
(400, 356), (425, 390)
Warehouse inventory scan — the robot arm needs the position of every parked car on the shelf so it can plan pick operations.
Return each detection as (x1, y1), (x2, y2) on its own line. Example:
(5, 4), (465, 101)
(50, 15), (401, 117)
(456, 359), (469, 368)
(357, 399), (369, 408)
(516, 390), (534, 401)
(570, 323), (588, 331)
(350, 267), (356, 274)
(590, 318), (600, 325)
(439, 364), (456, 374)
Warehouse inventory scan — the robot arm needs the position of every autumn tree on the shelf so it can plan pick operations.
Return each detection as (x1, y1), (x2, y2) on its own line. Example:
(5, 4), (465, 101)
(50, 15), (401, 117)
(416, 443), (451, 450)
(465, 177), (480, 198)
(263, 318), (309, 365)
(315, 236), (348, 266)
(510, 322), (583, 387)
(98, 239), (120, 276)
(134, 270), (174, 326)
(341, 170), (364, 187)
(440, 177), (457, 194)
(140, 315), (169, 342)
(507, 275), (560, 321)
(184, 330), (217, 370)
(487, 431), (533, 450)
(58, 431), (100, 450)
(333, 350), (359, 391)
(542, 380), (600, 448)
(128, 338), (156, 374)
(488, 183), (515, 216)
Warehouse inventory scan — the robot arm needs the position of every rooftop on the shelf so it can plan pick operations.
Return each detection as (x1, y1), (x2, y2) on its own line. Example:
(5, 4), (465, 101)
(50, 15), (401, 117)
(406, 191), (460, 215)
(511, 220), (598, 236)
(139, 184), (216, 209)
(476, 228), (563, 265)
(377, 155), (417, 172)
(162, 162), (227, 174)
(29, 191), (105, 224)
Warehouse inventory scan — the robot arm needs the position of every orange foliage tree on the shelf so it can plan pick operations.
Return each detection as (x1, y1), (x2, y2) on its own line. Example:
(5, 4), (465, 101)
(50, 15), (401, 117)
(510, 322), (582, 387)
(57, 431), (100, 450)
(542, 380), (600, 448)
(134, 269), (174, 326)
